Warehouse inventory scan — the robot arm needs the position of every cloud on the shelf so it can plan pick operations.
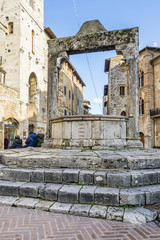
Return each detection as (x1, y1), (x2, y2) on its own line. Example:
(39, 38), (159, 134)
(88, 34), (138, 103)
(153, 42), (158, 47)
(93, 98), (102, 104)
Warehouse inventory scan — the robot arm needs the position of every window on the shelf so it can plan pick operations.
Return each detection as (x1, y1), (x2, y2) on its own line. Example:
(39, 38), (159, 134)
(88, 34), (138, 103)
(121, 111), (126, 116)
(8, 22), (13, 34)
(32, 30), (35, 54)
(69, 112), (71, 115)
(0, 70), (5, 84)
(139, 71), (144, 87)
(64, 86), (66, 95)
(64, 110), (67, 116)
(120, 86), (125, 96)
(69, 90), (71, 99)
(139, 99), (144, 115)
(29, 72), (37, 101)
(72, 93), (74, 101)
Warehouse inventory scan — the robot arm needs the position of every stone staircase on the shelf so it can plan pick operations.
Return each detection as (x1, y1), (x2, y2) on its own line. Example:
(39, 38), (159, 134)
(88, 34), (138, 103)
(0, 148), (160, 223)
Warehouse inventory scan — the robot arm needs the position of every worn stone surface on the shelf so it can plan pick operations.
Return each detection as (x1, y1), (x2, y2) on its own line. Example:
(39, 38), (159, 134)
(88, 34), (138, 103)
(70, 204), (91, 217)
(0, 196), (19, 206)
(79, 170), (95, 185)
(143, 185), (160, 205)
(94, 171), (107, 185)
(107, 172), (131, 188)
(89, 205), (107, 218)
(14, 197), (40, 209)
(42, 184), (63, 201)
(31, 170), (45, 182)
(131, 170), (158, 187)
(80, 185), (97, 204)
(58, 185), (82, 203)
(45, 169), (64, 183)
(107, 206), (124, 221)
(0, 181), (25, 196)
(135, 207), (157, 222)
(124, 208), (146, 224)
(62, 169), (80, 183)
(120, 188), (145, 206)
(35, 200), (54, 211)
(20, 183), (45, 198)
(50, 202), (72, 214)
(95, 187), (119, 206)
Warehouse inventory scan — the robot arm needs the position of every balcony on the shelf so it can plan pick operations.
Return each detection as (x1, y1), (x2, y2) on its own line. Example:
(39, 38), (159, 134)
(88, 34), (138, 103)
(150, 108), (160, 117)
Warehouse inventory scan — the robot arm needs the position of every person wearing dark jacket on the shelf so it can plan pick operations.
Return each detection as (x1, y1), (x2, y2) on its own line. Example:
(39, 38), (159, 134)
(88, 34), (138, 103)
(10, 135), (22, 149)
(25, 131), (37, 147)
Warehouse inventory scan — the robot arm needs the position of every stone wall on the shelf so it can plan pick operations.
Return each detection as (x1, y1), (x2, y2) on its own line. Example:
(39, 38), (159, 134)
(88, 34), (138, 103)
(51, 115), (127, 148)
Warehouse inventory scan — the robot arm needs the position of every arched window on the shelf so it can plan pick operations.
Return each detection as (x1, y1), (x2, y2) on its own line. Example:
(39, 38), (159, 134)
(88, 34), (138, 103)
(120, 86), (125, 96)
(29, 72), (37, 101)
(29, 124), (35, 132)
(8, 22), (13, 34)
(121, 111), (126, 116)
(139, 71), (144, 87)
(0, 69), (5, 84)
(32, 30), (35, 54)
(139, 99), (144, 115)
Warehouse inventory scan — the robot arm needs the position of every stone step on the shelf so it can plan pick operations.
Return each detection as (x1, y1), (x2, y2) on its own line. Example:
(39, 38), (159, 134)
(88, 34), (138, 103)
(0, 180), (160, 206)
(1, 150), (160, 170)
(0, 165), (160, 188)
(0, 195), (157, 223)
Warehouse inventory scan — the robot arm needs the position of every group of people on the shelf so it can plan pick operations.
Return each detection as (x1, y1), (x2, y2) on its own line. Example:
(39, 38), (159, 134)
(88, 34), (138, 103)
(10, 130), (44, 149)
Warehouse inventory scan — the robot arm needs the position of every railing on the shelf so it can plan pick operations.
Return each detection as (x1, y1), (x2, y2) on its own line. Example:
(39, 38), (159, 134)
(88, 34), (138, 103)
(150, 108), (160, 116)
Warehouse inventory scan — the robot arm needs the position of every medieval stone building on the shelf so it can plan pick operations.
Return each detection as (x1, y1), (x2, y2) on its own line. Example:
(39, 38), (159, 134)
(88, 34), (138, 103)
(103, 47), (160, 148)
(0, 0), (84, 149)
(104, 56), (128, 116)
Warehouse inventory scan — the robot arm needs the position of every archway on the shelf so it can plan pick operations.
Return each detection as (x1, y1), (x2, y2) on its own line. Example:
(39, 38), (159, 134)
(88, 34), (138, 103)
(4, 118), (19, 148)
(139, 132), (144, 147)
(46, 20), (141, 148)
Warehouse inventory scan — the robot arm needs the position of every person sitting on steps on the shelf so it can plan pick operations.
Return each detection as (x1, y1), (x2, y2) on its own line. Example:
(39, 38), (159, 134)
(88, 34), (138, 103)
(25, 131), (37, 147)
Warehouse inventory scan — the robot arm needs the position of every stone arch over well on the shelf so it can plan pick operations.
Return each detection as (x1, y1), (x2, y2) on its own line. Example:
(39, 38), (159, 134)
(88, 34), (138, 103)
(47, 20), (141, 148)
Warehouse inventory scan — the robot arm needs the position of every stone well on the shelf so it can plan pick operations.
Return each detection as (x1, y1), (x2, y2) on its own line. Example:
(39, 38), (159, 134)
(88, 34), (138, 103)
(51, 115), (142, 149)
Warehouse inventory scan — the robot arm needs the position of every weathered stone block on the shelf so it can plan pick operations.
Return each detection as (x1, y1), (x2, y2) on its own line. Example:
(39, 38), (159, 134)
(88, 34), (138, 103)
(123, 208), (146, 224)
(31, 170), (45, 182)
(9, 169), (32, 182)
(15, 197), (40, 209)
(50, 202), (72, 214)
(0, 196), (19, 206)
(0, 181), (25, 196)
(80, 186), (97, 204)
(35, 200), (54, 211)
(132, 170), (158, 187)
(101, 155), (128, 169)
(79, 170), (95, 185)
(89, 205), (107, 218)
(58, 185), (82, 203)
(70, 204), (91, 217)
(94, 171), (107, 185)
(107, 206), (123, 221)
(43, 184), (63, 201)
(0, 169), (11, 181)
(135, 207), (157, 222)
(144, 185), (160, 205)
(95, 187), (120, 206)
(20, 183), (45, 198)
(107, 172), (131, 188)
(45, 169), (64, 183)
(62, 169), (80, 183)
(120, 188), (145, 206)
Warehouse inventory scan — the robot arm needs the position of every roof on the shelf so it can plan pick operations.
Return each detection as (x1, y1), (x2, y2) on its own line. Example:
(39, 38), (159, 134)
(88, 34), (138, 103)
(44, 27), (57, 39)
(150, 54), (160, 64)
(139, 46), (160, 54)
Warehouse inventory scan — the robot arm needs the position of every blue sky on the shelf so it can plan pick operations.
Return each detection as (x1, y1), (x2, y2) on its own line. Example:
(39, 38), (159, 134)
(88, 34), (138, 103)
(44, 0), (160, 114)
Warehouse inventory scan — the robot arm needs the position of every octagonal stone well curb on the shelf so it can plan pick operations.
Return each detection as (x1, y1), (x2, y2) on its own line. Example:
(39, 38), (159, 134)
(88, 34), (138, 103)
(0, 195), (157, 224)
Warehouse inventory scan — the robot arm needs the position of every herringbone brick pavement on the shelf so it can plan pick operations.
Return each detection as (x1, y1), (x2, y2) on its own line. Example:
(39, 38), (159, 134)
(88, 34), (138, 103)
(0, 206), (160, 240)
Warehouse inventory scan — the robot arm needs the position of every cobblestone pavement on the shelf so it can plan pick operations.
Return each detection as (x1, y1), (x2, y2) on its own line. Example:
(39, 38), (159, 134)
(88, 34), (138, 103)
(0, 206), (160, 240)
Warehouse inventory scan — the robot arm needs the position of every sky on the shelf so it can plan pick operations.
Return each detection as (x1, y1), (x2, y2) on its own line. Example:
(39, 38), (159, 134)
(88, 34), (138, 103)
(44, 0), (160, 114)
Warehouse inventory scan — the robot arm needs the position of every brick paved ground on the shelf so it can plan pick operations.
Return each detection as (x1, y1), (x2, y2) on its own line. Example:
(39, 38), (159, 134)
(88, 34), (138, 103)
(0, 206), (160, 240)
